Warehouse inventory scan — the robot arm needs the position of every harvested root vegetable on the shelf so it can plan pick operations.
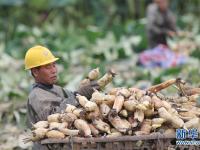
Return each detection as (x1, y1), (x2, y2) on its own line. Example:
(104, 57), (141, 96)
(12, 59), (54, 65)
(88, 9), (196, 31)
(136, 104), (147, 111)
(72, 108), (85, 118)
(86, 107), (101, 120)
(152, 118), (166, 130)
(91, 90), (115, 107)
(80, 79), (90, 86)
(60, 122), (68, 128)
(103, 95), (115, 107)
(74, 119), (91, 137)
(164, 129), (175, 135)
(65, 104), (76, 113)
(23, 128), (48, 143)
(144, 107), (155, 117)
(76, 94), (97, 111)
(158, 107), (184, 128)
(135, 131), (148, 136)
(152, 124), (162, 130)
(162, 101), (171, 110)
(167, 108), (178, 116)
(152, 96), (163, 109)
(108, 88), (121, 95)
(109, 115), (131, 133)
(97, 69), (116, 88)
(89, 124), (100, 136)
(135, 119), (152, 135)
(33, 121), (48, 129)
(134, 109), (144, 122)
(88, 68), (99, 80)
(140, 95), (151, 107)
(141, 95), (151, 101)
(91, 90), (106, 104)
(32, 128), (49, 140)
(179, 111), (197, 121)
(49, 122), (64, 130)
(27, 72), (200, 140)
(110, 128), (118, 133)
(119, 109), (128, 118)
(129, 88), (144, 94)
(92, 118), (111, 134)
(84, 101), (98, 112)
(47, 113), (61, 123)
(135, 90), (145, 100)
(173, 97), (188, 103)
(152, 96), (171, 110)
(76, 95), (88, 106)
(158, 107), (173, 120)
(129, 94), (136, 101)
(141, 119), (152, 132)
(123, 100), (137, 112)
(184, 88), (200, 96)
(107, 132), (122, 137)
(184, 118), (200, 129)
(61, 113), (77, 123)
(188, 95), (199, 102)
(22, 133), (38, 143)
(112, 95), (125, 113)
(128, 116), (139, 128)
(46, 130), (65, 139)
(58, 127), (79, 136)
(117, 88), (131, 98)
(100, 103), (110, 117)
(152, 118), (165, 125)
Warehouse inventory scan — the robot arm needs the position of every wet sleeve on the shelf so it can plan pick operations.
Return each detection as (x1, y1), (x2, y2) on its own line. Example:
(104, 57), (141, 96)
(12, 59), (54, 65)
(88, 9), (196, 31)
(60, 89), (79, 107)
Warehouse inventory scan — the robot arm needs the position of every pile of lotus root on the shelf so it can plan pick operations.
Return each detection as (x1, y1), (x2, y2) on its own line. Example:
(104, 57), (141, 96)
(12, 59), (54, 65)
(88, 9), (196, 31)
(24, 68), (200, 142)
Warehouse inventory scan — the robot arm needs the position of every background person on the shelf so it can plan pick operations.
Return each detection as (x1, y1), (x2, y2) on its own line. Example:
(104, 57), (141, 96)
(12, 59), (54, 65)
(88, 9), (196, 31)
(146, 0), (176, 48)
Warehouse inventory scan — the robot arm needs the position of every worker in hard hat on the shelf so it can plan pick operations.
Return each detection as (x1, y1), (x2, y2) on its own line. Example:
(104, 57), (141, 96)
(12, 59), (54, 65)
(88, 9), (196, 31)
(25, 45), (99, 150)
(146, 0), (176, 48)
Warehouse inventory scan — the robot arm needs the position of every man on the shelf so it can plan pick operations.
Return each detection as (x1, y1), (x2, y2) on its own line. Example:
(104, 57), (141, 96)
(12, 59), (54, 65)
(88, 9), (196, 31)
(24, 45), (99, 149)
(146, 0), (176, 48)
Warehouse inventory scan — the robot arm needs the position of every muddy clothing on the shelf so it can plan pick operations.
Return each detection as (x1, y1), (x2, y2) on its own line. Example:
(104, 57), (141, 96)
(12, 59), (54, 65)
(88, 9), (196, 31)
(146, 3), (176, 48)
(27, 82), (99, 150)
(27, 83), (78, 126)
(27, 83), (79, 150)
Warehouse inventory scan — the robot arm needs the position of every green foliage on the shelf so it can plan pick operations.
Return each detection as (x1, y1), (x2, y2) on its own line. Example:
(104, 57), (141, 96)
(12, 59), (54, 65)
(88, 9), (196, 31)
(152, 67), (183, 84)
(191, 50), (200, 59)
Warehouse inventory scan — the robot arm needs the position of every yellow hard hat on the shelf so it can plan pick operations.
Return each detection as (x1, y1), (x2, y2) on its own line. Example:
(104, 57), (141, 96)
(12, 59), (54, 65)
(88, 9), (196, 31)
(24, 45), (59, 70)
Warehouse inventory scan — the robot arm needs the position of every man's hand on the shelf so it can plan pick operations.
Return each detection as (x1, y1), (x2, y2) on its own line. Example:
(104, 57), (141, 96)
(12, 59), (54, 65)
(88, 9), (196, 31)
(77, 81), (100, 99)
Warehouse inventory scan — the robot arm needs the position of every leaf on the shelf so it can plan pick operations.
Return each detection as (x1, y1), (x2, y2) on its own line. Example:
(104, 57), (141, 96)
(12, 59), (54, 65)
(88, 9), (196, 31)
(0, 102), (12, 113)
(13, 110), (21, 124)
(0, 0), (24, 6)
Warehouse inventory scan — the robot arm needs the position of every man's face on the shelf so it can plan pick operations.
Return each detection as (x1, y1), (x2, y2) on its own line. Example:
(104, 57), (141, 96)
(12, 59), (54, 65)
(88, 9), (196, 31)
(157, 0), (168, 12)
(32, 62), (58, 85)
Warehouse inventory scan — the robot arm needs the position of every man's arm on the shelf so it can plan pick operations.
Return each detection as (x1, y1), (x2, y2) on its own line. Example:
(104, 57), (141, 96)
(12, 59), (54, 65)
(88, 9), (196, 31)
(59, 89), (79, 112)
(76, 80), (100, 99)
(60, 81), (100, 111)
(167, 10), (176, 32)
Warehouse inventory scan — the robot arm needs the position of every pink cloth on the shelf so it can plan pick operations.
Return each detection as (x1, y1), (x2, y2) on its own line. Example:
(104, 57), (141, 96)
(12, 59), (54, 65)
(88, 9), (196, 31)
(139, 45), (187, 68)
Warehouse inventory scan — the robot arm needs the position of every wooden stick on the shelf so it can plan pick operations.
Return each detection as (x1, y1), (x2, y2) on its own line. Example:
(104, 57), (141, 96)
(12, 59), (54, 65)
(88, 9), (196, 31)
(41, 133), (175, 144)
(147, 79), (177, 93)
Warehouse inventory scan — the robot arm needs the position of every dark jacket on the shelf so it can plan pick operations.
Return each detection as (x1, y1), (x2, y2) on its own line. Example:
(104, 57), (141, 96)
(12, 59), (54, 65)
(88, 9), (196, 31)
(27, 83), (78, 150)
(146, 3), (176, 48)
